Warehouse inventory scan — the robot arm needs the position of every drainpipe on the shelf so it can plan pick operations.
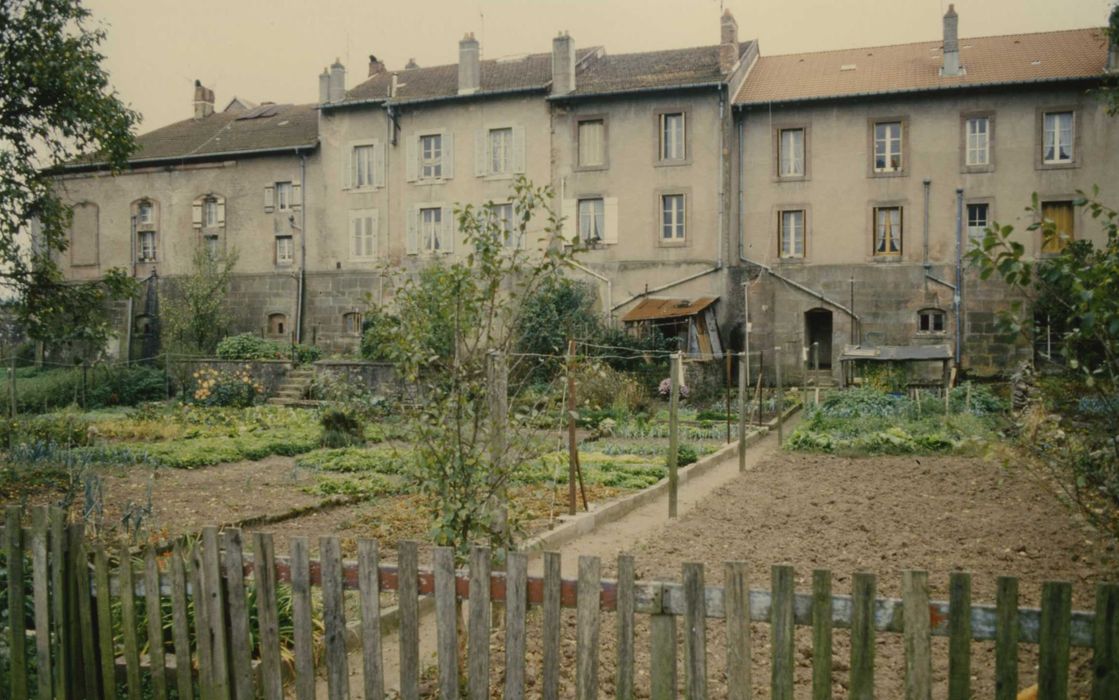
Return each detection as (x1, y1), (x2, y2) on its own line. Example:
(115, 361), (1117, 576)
(125, 214), (136, 361)
(296, 152), (307, 343)
(717, 85), (726, 269)
(611, 265), (721, 312)
(954, 187), (964, 367)
(567, 260), (613, 325)
(922, 179), (931, 271)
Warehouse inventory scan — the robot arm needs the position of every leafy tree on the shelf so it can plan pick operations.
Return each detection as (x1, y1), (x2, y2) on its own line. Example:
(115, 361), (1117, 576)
(369, 177), (571, 554)
(1102, 3), (1119, 115)
(161, 246), (239, 357)
(1, 0), (140, 353)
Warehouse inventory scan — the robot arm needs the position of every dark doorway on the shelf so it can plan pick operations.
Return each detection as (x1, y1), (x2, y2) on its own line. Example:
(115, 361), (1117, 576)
(805, 308), (833, 369)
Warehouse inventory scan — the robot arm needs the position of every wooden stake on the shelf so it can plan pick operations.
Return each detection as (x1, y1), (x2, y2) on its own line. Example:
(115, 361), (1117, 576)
(737, 352), (747, 473)
(725, 352), (732, 444)
(775, 346), (784, 446)
(566, 340), (578, 516)
(488, 351), (509, 542)
(668, 352), (681, 518)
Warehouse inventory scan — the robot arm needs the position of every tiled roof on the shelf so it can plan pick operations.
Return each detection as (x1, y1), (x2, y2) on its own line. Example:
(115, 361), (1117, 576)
(567, 42), (752, 97)
(123, 103), (319, 162)
(736, 28), (1108, 106)
(343, 48), (600, 104)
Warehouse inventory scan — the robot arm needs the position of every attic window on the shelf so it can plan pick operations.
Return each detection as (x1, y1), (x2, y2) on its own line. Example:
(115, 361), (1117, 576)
(1031, 60), (1042, 66)
(840, 64), (857, 72)
(235, 104), (283, 120)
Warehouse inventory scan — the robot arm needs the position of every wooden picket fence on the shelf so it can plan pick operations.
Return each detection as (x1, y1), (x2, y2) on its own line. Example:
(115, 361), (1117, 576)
(2, 504), (1119, 700)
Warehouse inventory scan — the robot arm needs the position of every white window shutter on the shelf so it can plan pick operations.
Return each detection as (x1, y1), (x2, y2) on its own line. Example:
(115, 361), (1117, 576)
(373, 142), (386, 188)
(443, 132), (455, 179)
(562, 198), (577, 240)
(442, 206), (455, 253)
(405, 207), (418, 254)
(406, 137), (418, 182)
(474, 129), (487, 177)
(191, 201), (202, 228)
(603, 197), (619, 244)
(351, 216), (361, 258)
(512, 126), (526, 174)
(292, 182), (302, 208)
(369, 210), (379, 258)
(344, 145), (354, 189)
(216, 199), (225, 226)
(264, 186), (275, 212)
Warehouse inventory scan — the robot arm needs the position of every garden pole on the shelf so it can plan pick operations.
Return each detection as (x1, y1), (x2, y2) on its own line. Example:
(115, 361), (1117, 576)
(755, 351), (764, 425)
(725, 352), (732, 444)
(9, 352), (16, 420)
(668, 352), (681, 519)
(737, 352), (747, 473)
(488, 351), (509, 544)
(813, 342), (820, 405)
(566, 339), (578, 516)
(775, 346), (784, 446)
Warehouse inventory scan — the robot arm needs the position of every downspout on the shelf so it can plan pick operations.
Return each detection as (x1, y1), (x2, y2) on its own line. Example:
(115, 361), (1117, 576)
(296, 152), (307, 343)
(567, 260), (613, 325)
(717, 85), (725, 269)
(954, 187), (964, 367)
(126, 214), (136, 361)
(611, 265), (720, 312)
(923, 178), (956, 291)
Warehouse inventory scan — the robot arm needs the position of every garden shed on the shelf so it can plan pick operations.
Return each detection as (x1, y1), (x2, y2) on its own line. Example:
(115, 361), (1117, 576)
(621, 297), (724, 358)
(838, 343), (953, 390)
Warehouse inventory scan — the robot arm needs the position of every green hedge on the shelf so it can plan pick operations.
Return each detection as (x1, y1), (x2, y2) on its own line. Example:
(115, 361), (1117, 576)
(216, 333), (321, 364)
(0, 366), (166, 415)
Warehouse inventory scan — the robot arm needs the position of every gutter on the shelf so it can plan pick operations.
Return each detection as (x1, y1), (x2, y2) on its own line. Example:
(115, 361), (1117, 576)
(324, 86), (546, 112)
(55, 143), (319, 174)
(547, 81), (725, 102)
(611, 265), (721, 313)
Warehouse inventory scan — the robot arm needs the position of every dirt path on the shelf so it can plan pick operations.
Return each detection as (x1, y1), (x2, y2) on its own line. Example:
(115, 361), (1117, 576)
(317, 419), (798, 698)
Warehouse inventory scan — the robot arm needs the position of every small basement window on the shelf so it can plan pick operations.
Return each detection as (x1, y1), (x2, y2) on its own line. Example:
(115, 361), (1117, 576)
(268, 313), (288, 337)
(343, 312), (362, 335)
(918, 309), (946, 334)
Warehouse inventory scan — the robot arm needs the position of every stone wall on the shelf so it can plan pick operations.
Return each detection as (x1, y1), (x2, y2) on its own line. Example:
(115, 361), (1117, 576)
(168, 358), (293, 397)
(312, 359), (399, 397)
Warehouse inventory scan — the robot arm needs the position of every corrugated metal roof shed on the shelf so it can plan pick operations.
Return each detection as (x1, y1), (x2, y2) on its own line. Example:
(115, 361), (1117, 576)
(621, 297), (718, 323)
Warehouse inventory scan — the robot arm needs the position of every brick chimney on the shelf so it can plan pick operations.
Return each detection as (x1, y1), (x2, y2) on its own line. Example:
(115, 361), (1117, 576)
(368, 54), (386, 77)
(458, 33), (480, 95)
(329, 58), (346, 103)
(318, 68), (330, 104)
(941, 4), (962, 77)
(405, 58), (419, 70)
(193, 80), (214, 120)
(551, 31), (575, 96)
(719, 9), (739, 74)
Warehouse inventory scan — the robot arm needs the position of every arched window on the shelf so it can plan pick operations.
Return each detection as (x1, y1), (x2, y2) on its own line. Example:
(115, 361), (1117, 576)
(268, 313), (287, 336)
(342, 312), (362, 335)
(131, 198), (159, 263)
(917, 308), (946, 334)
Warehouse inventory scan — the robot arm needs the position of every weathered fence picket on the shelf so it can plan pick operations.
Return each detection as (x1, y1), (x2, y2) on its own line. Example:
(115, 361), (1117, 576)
(1, 511), (1117, 700)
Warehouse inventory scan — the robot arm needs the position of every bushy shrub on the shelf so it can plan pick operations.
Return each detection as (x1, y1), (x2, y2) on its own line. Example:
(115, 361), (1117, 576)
(0, 365), (167, 415)
(0, 411), (92, 448)
(319, 409), (364, 448)
(87, 366), (166, 407)
(189, 366), (264, 407)
(657, 378), (690, 399)
(573, 361), (650, 415)
(216, 333), (321, 365)
(675, 443), (699, 467)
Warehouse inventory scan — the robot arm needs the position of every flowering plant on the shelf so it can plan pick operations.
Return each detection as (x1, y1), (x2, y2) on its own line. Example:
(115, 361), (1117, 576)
(190, 365), (265, 407)
(658, 378), (689, 399)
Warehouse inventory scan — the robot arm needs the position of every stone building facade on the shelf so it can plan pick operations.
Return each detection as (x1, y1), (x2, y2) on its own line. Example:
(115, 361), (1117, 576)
(52, 9), (1119, 378)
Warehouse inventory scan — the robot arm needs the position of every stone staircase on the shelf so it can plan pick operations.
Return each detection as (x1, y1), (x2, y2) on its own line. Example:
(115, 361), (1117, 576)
(266, 367), (315, 407)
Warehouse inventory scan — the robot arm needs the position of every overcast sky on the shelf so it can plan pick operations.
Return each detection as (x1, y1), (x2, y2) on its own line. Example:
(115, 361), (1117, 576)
(86, 0), (1113, 131)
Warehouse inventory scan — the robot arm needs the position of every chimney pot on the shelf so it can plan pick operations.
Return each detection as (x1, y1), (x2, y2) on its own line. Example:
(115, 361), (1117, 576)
(329, 59), (346, 103)
(941, 4), (962, 76)
(458, 33), (480, 95)
(318, 68), (330, 104)
(719, 10), (739, 74)
(405, 58), (419, 69)
(368, 54), (385, 77)
(193, 80), (214, 120)
(551, 31), (576, 95)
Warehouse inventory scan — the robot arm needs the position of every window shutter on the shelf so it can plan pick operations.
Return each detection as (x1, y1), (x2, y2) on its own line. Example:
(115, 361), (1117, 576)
(443, 132), (455, 179)
(351, 216), (361, 258)
(191, 201), (203, 228)
(405, 207), (418, 254)
(442, 206), (455, 253)
(680, 112), (687, 158)
(344, 145), (354, 189)
(406, 137), (418, 182)
(264, 186), (275, 212)
(216, 199), (225, 227)
(373, 143), (386, 188)
(512, 126), (526, 174)
(562, 198), (577, 241)
(603, 197), (619, 244)
(292, 182), (302, 208)
(474, 129), (487, 177)
(368, 210), (379, 258)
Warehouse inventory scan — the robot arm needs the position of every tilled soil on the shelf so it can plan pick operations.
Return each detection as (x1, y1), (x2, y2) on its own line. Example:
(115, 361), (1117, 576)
(492, 452), (1118, 699)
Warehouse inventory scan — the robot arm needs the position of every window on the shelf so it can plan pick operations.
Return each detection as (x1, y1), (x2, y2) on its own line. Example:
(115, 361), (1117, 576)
(203, 198), (219, 227)
(918, 309), (946, 334)
(420, 207), (443, 252)
(578, 119), (605, 167)
(203, 235), (220, 258)
(778, 128), (804, 177)
(420, 134), (443, 179)
(138, 231), (157, 262)
(342, 312), (362, 335)
(353, 145), (376, 188)
(138, 202), (154, 225)
(661, 194), (686, 241)
(275, 235), (293, 264)
(967, 203), (989, 241)
(351, 211), (377, 260)
(965, 117), (990, 166)
(276, 182), (293, 211)
(488, 128), (512, 175)
(779, 210), (805, 258)
(1043, 111), (1074, 164)
(873, 206), (902, 256)
(578, 198), (604, 242)
(1040, 201), (1074, 254)
(659, 112), (685, 161)
(491, 203), (518, 248)
(268, 313), (287, 336)
(873, 121), (903, 173)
